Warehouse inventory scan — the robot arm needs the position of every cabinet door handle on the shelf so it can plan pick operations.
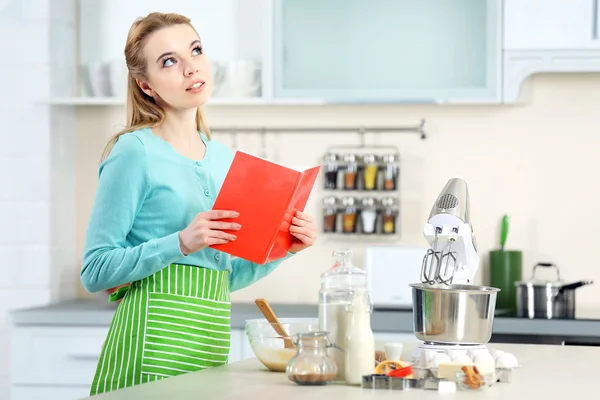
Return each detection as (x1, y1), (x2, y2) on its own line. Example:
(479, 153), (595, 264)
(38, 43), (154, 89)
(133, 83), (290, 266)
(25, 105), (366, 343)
(68, 354), (100, 362)
(593, 0), (599, 39)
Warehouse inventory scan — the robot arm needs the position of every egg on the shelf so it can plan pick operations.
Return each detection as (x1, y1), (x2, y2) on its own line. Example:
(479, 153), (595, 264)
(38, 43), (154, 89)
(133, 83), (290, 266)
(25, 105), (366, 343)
(496, 352), (519, 369)
(451, 353), (472, 364)
(473, 352), (495, 366)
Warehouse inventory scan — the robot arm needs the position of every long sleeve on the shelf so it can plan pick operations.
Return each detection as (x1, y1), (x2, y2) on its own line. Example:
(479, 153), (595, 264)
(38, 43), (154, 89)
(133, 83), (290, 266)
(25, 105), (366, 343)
(80, 135), (185, 293)
(229, 252), (294, 292)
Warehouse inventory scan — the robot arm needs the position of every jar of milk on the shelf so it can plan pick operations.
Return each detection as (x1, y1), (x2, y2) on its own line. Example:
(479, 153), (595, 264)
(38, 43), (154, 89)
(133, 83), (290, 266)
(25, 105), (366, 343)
(318, 249), (367, 382)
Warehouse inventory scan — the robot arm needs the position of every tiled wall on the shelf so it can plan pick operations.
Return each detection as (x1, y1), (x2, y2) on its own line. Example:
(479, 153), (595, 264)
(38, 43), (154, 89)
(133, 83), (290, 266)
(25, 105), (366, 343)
(0, 0), (77, 396)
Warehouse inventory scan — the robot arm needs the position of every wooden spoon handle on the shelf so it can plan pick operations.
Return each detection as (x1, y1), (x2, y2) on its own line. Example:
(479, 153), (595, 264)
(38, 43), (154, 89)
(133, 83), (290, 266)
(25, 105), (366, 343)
(255, 298), (295, 348)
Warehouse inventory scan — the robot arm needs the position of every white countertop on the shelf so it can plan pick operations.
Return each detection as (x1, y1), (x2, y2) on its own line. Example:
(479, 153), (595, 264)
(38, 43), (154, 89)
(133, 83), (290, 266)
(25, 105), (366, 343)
(82, 341), (594, 399)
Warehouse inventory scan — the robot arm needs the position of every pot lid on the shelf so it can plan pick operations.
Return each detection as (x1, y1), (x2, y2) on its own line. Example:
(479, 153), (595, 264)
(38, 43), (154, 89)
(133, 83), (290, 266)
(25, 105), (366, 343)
(514, 262), (564, 287)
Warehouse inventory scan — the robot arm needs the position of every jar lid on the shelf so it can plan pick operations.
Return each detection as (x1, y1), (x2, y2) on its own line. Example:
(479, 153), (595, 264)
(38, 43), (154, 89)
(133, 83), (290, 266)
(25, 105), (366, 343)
(321, 249), (367, 286)
(342, 153), (357, 163)
(362, 153), (378, 164)
(323, 152), (338, 163)
(341, 196), (356, 207)
(323, 196), (338, 206)
(382, 154), (397, 163)
(381, 197), (398, 207)
(361, 197), (378, 207)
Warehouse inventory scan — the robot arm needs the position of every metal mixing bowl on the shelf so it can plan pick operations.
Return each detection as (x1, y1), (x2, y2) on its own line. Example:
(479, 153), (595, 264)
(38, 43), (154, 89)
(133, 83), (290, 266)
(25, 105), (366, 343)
(409, 283), (500, 344)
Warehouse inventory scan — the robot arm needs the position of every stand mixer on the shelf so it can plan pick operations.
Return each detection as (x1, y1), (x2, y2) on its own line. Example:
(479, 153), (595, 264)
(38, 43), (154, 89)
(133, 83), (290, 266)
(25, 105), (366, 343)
(409, 177), (503, 372)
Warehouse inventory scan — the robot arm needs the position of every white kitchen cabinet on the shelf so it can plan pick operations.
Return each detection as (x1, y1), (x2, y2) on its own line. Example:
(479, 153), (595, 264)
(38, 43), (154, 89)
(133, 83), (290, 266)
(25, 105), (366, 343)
(11, 387), (92, 400)
(504, 0), (600, 50)
(502, 0), (600, 102)
(271, 0), (503, 103)
(229, 329), (244, 362)
(10, 326), (108, 400)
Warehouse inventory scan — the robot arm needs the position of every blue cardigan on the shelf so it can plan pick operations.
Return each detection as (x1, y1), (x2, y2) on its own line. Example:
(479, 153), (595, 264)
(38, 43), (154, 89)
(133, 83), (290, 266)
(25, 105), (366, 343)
(80, 127), (292, 293)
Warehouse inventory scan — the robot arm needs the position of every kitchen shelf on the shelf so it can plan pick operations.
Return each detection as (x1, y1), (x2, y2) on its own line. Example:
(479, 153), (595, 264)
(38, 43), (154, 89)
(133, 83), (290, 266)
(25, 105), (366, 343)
(46, 96), (329, 106)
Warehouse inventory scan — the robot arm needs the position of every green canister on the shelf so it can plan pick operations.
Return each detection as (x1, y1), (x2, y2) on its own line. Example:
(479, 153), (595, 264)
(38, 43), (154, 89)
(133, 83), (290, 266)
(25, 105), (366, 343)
(489, 215), (522, 312)
(489, 250), (522, 312)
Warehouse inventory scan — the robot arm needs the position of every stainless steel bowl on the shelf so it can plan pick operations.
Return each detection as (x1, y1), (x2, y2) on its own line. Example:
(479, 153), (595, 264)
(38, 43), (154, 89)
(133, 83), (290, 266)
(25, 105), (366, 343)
(409, 283), (500, 345)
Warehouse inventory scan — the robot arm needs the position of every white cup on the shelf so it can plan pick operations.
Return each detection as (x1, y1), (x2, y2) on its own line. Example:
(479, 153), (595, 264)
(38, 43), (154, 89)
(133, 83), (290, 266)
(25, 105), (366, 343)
(226, 59), (261, 98)
(384, 342), (404, 361)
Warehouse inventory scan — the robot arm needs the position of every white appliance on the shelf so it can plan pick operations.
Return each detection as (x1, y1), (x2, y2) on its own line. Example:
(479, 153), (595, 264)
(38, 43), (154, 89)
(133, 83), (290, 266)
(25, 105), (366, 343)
(365, 245), (429, 310)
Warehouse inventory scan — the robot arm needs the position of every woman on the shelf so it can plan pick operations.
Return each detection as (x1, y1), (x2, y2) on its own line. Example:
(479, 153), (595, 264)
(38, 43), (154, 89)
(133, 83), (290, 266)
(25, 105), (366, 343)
(81, 12), (317, 396)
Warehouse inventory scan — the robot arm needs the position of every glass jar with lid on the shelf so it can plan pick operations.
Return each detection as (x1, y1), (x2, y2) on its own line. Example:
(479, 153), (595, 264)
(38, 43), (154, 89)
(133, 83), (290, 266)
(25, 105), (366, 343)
(322, 196), (339, 233)
(360, 197), (379, 234)
(322, 152), (340, 189)
(286, 331), (340, 386)
(381, 154), (399, 191)
(318, 249), (367, 382)
(381, 197), (399, 234)
(342, 154), (358, 190)
(361, 153), (379, 190)
(341, 196), (358, 233)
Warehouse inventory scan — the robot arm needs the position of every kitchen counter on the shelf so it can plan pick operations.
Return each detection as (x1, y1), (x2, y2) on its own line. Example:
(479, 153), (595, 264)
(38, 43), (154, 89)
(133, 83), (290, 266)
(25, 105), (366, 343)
(10, 299), (600, 340)
(81, 342), (594, 399)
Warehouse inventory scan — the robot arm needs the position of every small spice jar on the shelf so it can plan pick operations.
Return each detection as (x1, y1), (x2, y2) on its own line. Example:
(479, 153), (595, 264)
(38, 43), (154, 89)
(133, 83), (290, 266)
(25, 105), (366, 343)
(286, 332), (340, 386)
(322, 196), (339, 233)
(341, 196), (358, 233)
(322, 152), (340, 189)
(381, 197), (399, 234)
(342, 154), (358, 190)
(381, 154), (399, 191)
(360, 197), (379, 234)
(362, 154), (379, 191)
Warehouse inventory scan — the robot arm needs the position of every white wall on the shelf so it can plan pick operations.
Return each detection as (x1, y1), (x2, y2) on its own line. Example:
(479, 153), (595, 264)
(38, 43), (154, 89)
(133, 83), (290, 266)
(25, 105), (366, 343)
(74, 73), (600, 309)
(0, 0), (78, 396)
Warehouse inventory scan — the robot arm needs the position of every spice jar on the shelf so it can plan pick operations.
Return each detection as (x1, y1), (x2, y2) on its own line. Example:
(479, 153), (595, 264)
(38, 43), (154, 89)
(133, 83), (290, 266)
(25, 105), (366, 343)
(381, 197), (399, 234)
(322, 152), (340, 189)
(342, 154), (358, 190)
(322, 196), (339, 233)
(381, 154), (399, 191)
(286, 331), (340, 386)
(341, 196), (358, 233)
(360, 197), (378, 234)
(362, 154), (379, 191)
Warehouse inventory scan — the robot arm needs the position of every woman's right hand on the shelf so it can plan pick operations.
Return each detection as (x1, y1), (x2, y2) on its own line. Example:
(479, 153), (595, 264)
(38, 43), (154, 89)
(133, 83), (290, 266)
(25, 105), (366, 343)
(178, 210), (241, 255)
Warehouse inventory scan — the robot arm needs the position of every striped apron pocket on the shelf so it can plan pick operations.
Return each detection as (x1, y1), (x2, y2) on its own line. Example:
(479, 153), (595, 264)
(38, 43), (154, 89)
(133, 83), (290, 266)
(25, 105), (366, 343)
(140, 293), (231, 378)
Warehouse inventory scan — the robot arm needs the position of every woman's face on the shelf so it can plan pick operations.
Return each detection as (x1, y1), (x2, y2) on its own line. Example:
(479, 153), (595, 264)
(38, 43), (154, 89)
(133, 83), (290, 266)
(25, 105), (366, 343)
(139, 24), (212, 109)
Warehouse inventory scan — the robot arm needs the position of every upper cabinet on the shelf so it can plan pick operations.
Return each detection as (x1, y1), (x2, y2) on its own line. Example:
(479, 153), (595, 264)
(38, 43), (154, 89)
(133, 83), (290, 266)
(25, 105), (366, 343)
(271, 0), (503, 104)
(503, 0), (600, 102)
(54, 0), (600, 106)
(504, 0), (600, 50)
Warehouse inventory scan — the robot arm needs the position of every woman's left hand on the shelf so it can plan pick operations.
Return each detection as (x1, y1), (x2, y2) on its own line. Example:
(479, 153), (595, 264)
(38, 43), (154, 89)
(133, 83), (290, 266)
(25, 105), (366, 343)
(288, 211), (318, 254)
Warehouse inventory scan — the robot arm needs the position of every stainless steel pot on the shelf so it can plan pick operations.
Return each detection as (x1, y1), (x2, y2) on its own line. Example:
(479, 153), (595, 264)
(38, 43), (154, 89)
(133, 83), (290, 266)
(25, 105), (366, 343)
(515, 263), (594, 319)
(409, 283), (500, 345)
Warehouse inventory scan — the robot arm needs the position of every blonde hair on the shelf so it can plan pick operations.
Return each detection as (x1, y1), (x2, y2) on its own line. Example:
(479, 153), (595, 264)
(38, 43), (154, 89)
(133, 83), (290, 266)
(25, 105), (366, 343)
(101, 12), (211, 162)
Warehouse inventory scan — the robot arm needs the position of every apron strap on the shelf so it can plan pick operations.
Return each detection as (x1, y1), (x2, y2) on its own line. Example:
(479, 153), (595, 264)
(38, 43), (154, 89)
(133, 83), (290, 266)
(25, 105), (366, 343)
(108, 285), (130, 302)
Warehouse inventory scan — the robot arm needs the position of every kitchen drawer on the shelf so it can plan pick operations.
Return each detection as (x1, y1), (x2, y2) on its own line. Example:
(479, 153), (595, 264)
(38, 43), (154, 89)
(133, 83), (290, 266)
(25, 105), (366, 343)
(11, 326), (109, 386)
(11, 385), (91, 400)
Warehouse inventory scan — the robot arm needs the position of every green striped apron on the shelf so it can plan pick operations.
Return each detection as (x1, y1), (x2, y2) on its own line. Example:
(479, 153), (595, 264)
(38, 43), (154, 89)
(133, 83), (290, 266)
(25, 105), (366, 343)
(89, 264), (231, 396)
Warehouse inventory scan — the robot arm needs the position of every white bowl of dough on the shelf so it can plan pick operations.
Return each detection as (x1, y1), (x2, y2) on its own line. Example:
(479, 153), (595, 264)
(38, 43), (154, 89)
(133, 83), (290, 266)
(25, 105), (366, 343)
(245, 318), (319, 372)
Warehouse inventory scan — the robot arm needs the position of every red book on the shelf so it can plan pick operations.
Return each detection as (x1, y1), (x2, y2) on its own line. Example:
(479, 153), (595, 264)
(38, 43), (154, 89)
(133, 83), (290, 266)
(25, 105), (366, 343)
(210, 151), (320, 264)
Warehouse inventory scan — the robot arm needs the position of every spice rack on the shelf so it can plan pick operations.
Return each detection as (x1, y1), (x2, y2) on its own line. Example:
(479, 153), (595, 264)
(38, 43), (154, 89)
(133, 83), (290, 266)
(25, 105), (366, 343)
(320, 144), (401, 238)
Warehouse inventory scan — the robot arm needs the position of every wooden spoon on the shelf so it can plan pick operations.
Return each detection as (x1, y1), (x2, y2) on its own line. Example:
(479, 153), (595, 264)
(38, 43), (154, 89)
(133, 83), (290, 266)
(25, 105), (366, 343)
(255, 298), (295, 349)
